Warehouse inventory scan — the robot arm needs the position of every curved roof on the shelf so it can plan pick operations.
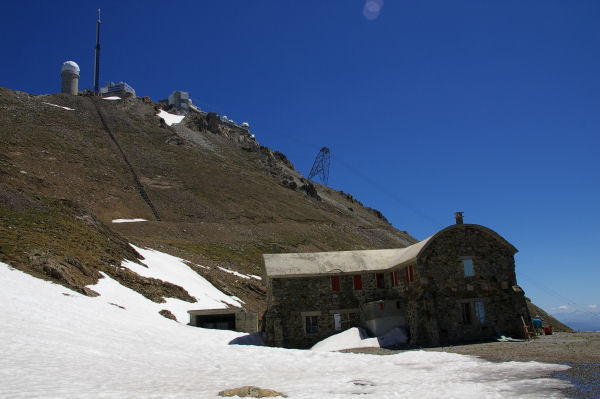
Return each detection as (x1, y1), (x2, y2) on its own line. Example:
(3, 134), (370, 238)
(61, 61), (80, 75)
(263, 224), (516, 278)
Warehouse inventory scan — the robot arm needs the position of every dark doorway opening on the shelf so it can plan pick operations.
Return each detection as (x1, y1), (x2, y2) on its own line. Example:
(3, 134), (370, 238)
(195, 314), (236, 330)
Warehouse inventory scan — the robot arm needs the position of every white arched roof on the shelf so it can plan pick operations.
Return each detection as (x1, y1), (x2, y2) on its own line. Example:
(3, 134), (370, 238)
(263, 224), (516, 278)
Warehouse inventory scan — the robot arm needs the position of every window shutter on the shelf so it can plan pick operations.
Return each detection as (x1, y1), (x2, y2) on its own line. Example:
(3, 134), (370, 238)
(331, 276), (340, 291)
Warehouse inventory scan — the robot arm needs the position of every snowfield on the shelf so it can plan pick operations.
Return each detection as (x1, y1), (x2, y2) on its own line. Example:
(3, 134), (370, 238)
(157, 109), (185, 126)
(0, 252), (571, 398)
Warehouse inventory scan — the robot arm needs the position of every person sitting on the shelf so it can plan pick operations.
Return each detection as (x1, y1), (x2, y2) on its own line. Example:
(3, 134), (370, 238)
(532, 315), (543, 335)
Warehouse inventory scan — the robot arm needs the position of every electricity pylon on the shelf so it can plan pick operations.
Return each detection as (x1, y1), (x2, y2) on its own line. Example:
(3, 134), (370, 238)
(308, 147), (330, 186)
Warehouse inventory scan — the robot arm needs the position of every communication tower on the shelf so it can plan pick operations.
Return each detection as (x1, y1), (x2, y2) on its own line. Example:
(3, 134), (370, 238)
(94, 8), (101, 94)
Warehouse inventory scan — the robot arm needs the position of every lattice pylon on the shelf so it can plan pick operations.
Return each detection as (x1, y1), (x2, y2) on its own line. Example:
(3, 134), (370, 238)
(307, 147), (330, 186)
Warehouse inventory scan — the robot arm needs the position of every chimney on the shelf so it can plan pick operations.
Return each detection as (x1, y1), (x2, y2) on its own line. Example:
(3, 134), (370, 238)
(454, 211), (464, 225)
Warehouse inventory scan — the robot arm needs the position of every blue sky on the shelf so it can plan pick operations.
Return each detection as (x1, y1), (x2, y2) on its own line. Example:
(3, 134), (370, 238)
(1, 1), (599, 327)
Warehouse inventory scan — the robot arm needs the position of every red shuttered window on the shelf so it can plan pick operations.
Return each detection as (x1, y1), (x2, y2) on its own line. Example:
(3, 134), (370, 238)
(353, 275), (363, 290)
(331, 276), (340, 291)
(405, 265), (415, 284)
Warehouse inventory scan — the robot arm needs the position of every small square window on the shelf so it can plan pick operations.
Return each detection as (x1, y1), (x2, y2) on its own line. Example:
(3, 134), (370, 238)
(463, 259), (475, 277)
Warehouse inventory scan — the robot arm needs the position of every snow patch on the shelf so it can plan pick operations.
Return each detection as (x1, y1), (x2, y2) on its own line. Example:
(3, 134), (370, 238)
(118, 245), (241, 321)
(42, 102), (74, 111)
(102, 96), (121, 101)
(111, 218), (147, 223)
(218, 266), (250, 279)
(157, 109), (185, 126)
(311, 327), (379, 352)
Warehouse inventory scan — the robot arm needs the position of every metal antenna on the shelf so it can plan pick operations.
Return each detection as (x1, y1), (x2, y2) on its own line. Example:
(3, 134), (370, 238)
(307, 147), (331, 186)
(94, 8), (101, 94)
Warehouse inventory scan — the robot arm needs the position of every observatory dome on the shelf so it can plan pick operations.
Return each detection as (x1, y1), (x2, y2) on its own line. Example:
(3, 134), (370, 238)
(61, 61), (80, 75)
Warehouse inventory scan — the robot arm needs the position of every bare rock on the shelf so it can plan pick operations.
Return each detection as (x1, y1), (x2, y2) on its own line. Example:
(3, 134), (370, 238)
(159, 309), (177, 321)
(218, 386), (287, 398)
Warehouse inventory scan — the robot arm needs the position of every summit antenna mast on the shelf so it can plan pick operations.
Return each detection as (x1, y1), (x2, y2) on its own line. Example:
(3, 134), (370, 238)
(94, 8), (101, 94)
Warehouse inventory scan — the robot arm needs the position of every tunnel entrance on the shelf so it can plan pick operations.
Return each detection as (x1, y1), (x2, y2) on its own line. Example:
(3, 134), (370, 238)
(195, 313), (236, 330)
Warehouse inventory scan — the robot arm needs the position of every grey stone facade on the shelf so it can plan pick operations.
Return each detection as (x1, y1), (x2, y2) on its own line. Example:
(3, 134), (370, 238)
(263, 224), (530, 349)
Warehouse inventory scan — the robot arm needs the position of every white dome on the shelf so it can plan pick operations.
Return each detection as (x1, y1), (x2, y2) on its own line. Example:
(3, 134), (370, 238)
(61, 61), (80, 75)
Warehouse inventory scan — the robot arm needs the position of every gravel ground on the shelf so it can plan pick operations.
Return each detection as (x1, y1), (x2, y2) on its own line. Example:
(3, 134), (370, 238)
(345, 332), (600, 398)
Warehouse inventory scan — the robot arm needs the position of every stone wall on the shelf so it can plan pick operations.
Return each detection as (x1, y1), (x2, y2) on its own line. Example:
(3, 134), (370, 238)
(265, 272), (406, 348)
(412, 225), (529, 345)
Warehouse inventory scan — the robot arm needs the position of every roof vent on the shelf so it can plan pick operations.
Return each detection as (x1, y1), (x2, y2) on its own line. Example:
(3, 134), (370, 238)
(454, 211), (464, 224)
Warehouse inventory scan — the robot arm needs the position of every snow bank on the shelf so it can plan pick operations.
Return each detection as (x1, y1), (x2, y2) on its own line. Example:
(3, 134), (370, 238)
(311, 327), (408, 352)
(42, 102), (74, 111)
(157, 109), (185, 126)
(311, 327), (379, 352)
(0, 262), (571, 399)
(111, 218), (147, 223)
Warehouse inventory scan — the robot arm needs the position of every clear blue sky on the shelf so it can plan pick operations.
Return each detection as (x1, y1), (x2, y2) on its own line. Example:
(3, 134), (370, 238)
(1, 1), (599, 326)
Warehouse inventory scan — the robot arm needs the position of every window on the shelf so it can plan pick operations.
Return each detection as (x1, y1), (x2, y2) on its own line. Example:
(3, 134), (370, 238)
(353, 275), (363, 290)
(461, 301), (485, 325)
(329, 310), (359, 330)
(376, 273), (385, 289)
(333, 313), (341, 331)
(461, 302), (472, 325)
(305, 316), (318, 334)
(474, 301), (485, 323)
(463, 259), (475, 277)
(390, 270), (399, 287)
(331, 276), (340, 291)
(405, 265), (414, 284)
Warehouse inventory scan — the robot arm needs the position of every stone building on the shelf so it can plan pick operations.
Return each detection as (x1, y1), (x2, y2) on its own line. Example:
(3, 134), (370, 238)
(262, 218), (530, 349)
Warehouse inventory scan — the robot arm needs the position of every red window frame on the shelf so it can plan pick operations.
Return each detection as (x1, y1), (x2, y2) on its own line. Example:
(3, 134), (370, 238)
(353, 274), (363, 290)
(330, 275), (340, 291)
(376, 273), (385, 289)
(405, 265), (414, 284)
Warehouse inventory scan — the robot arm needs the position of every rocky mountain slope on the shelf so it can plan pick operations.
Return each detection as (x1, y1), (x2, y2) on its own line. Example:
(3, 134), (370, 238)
(0, 87), (415, 315)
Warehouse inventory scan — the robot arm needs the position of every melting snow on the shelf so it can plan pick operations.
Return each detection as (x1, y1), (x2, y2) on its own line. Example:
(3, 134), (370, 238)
(103, 96), (121, 101)
(111, 218), (147, 223)
(218, 266), (251, 279)
(42, 102), (74, 111)
(0, 258), (571, 398)
(157, 109), (185, 126)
